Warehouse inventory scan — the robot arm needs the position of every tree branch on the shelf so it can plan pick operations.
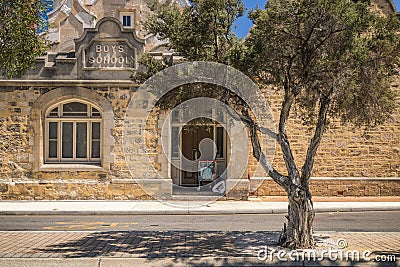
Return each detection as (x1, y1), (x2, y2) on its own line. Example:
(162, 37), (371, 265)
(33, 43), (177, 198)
(279, 85), (301, 183)
(219, 90), (290, 191)
(241, 108), (292, 192)
(300, 95), (331, 190)
(213, 14), (219, 61)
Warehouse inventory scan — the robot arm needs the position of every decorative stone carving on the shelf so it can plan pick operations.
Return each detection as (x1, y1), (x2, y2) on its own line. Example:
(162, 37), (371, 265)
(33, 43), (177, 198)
(75, 17), (145, 79)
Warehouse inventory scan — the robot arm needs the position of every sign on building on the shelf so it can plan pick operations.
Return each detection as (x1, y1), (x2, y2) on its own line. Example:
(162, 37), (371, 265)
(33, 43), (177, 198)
(75, 17), (144, 79)
(84, 41), (136, 69)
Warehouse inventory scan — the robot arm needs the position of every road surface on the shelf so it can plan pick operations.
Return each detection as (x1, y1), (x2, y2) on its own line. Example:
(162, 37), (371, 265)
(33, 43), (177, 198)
(0, 211), (398, 232)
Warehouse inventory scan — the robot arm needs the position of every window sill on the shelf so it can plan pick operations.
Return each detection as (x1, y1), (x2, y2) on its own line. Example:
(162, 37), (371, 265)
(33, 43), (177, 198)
(39, 164), (105, 172)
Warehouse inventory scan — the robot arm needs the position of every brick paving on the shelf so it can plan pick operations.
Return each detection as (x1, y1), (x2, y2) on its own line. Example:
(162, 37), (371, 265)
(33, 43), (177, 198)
(0, 231), (398, 260)
(326, 232), (400, 255)
(0, 231), (271, 259)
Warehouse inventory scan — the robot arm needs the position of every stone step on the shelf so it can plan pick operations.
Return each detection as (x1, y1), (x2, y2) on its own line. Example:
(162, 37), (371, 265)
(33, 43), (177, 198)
(170, 195), (226, 201)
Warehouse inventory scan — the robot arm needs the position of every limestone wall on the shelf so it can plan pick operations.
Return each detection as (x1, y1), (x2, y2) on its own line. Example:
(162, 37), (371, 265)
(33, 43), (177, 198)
(246, 77), (400, 197)
(0, 80), (399, 200)
(0, 86), (158, 200)
(247, 78), (400, 179)
(0, 77), (399, 200)
(253, 178), (400, 197)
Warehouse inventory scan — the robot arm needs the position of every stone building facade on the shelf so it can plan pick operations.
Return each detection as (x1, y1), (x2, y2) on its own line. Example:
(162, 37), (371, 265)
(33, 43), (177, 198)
(0, 0), (399, 200)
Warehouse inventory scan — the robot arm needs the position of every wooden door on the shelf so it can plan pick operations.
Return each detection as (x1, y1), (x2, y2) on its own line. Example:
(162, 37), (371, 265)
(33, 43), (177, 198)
(181, 126), (214, 186)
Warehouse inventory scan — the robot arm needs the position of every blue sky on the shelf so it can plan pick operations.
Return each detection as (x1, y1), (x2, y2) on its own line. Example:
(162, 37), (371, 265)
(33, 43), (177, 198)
(234, 0), (400, 38)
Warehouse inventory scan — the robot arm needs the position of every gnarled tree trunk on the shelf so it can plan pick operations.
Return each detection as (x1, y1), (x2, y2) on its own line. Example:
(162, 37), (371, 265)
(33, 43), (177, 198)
(279, 185), (315, 249)
(232, 91), (323, 250)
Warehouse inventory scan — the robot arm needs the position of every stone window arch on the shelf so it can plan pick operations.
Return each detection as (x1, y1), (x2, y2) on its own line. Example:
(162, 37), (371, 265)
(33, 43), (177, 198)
(31, 87), (114, 171)
(45, 99), (102, 163)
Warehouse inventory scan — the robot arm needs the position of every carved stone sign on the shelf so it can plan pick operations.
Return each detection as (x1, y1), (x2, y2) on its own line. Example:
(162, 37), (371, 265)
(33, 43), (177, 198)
(75, 17), (145, 79)
(84, 40), (136, 69)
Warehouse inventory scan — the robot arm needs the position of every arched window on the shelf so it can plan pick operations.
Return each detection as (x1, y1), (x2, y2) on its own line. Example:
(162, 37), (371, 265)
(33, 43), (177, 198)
(45, 100), (102, 163)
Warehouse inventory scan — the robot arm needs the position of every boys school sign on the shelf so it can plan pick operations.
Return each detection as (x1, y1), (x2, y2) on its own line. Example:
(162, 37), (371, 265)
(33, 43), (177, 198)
(84, 40), (136, 69)
(75, 17), (145, 79)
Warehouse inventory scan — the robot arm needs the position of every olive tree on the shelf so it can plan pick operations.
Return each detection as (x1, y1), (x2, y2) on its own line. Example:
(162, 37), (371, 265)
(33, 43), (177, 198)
(242, 0), (399, 248)
(141, 0), (400, 248)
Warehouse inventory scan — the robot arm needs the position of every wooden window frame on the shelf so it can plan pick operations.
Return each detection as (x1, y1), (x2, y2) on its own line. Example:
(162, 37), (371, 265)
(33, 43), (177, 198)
(44, 100), (102, 164)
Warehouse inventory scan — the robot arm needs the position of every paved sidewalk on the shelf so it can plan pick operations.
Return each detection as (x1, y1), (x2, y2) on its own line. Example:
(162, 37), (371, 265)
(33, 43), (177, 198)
(0, 231), (398, 266)
(1, 198), (399, 266)
(0, 198), (400, 215)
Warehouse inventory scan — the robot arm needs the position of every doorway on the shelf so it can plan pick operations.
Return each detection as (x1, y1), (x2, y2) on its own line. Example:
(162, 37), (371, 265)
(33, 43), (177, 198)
(181, 126), (214, 186)
(170, 123), (228, 188)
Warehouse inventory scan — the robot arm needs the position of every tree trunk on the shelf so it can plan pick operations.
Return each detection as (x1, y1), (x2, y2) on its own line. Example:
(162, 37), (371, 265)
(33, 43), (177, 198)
(279, 185), (315, 249)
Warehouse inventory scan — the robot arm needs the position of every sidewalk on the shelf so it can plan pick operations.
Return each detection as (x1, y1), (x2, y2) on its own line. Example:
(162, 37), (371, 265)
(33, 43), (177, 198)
(0, 197), (399, 266)
(0, 197), (400, 215)
(0, 231), (398, 266)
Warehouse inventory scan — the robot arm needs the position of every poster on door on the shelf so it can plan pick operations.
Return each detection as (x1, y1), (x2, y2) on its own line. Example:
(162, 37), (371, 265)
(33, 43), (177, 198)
(198, 160), (217, 181)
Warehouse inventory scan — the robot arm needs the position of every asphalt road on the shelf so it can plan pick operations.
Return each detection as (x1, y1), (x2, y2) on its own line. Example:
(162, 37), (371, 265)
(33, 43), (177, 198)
(0, 211), (399, 232)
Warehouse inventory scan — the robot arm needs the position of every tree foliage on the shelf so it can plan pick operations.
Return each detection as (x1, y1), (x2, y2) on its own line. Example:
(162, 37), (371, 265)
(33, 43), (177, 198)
(244, 0), (399, 128)
(146, 0), (244, 63)
(136, 0), (247, 113)
(137, 0), (246, 104)
(0, 0), (50, 78)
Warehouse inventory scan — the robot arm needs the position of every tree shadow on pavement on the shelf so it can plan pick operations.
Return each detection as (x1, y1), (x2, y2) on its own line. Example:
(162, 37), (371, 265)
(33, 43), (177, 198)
(35, 231), (279, 259)
(33, 231), (399, 266)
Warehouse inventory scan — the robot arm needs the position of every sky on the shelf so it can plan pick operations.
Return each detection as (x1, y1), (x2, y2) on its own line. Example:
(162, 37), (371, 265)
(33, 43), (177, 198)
(233, 0), (400, 38)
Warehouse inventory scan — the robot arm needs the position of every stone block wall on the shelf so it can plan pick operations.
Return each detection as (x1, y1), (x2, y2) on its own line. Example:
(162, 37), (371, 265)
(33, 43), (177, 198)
(247, 77), (400, 196)
(0, 77), (399, 200)
(0, 86), (155, 200)
(0, 89), (38, 181)
(1, 180), (153, 200)
(253, 178), (400, 197)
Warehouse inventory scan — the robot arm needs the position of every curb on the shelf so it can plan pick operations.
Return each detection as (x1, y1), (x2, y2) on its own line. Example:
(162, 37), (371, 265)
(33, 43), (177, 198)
(0, 206), (399, 215)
